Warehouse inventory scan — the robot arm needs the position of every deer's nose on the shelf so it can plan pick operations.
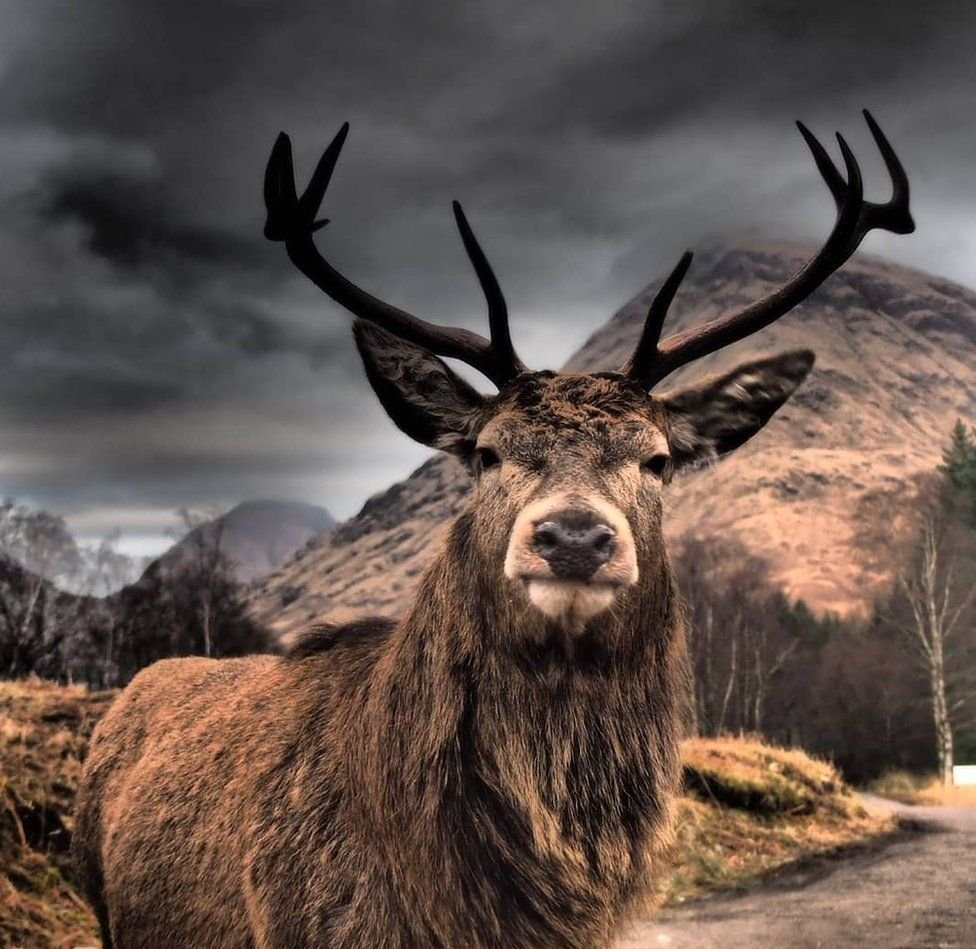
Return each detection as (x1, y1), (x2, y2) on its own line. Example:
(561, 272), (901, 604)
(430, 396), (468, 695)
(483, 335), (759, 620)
(532, 513), (616, 581)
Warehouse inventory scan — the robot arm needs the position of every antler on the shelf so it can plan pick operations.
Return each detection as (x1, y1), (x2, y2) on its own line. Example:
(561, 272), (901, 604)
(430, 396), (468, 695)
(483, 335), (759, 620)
(622, 110), (914, 388)
(264, 124), (526, 387)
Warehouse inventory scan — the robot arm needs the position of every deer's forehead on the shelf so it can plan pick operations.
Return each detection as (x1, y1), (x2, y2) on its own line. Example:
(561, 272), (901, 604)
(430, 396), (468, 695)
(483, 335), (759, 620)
(499, 373), (658, 417)
(482, 374), (667, 460)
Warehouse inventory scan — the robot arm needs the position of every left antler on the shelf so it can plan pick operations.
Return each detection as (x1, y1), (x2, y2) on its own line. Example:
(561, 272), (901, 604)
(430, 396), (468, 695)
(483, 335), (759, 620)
(264, 124), (526, 387)
(622, 110), (914, 388)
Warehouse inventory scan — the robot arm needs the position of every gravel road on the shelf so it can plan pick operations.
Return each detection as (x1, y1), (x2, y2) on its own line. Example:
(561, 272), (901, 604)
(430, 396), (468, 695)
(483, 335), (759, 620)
(618, 796), (976, 948)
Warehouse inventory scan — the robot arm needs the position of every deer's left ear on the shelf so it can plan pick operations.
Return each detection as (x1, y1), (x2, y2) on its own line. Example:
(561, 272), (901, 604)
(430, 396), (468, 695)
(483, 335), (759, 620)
(659, 349), (815, 470)
(353, 320), (484, 457)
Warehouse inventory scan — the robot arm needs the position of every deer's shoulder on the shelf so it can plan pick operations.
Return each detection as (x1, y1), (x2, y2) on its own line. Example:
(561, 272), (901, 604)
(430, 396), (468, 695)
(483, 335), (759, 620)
(284, 616), (398, 660)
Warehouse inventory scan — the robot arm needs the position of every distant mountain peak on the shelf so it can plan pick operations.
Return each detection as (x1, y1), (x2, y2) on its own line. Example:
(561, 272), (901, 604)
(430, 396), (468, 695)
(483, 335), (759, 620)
(154, 499), (336, 584)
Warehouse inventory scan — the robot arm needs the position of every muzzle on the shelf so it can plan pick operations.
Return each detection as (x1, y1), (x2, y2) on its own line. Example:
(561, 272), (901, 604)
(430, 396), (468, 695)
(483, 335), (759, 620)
(504, 492), (638, 628)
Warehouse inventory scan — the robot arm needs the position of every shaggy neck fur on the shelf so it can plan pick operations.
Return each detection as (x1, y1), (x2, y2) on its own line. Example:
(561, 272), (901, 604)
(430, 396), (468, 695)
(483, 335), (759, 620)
(352, 510), (689, 948)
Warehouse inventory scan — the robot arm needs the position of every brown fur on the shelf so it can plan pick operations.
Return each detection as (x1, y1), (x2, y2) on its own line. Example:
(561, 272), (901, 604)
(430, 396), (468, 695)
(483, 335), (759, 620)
(74, 356), (813, 947)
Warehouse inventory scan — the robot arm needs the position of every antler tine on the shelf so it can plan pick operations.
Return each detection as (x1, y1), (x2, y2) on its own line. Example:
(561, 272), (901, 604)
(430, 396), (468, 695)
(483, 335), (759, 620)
(861, 109), (914, 234)
(452, 201), (526, 380)
(626, 112), (915, 388)
(264, 125), (345, 241)
(620, 251), (693, 381)
(795, 121), (846, 205)
(264, 125), (524, 388)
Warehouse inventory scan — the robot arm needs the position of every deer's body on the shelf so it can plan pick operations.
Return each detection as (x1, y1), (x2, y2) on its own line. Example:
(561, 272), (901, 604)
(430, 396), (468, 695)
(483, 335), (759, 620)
(74, 113), (912, 947)
(75, 382), (688, 948)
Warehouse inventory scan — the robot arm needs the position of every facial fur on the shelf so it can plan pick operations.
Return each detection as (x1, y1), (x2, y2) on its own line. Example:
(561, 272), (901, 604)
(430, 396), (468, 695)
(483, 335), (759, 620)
(472, 373), (670, 631)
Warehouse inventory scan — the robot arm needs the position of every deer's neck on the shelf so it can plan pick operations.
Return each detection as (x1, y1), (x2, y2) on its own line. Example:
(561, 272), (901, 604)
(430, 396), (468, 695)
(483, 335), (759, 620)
(354, 511), (686, 939)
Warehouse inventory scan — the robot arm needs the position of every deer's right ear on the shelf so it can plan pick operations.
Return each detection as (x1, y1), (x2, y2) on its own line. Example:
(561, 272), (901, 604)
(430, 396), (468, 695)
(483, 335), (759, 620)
(353, 320), (484, 457)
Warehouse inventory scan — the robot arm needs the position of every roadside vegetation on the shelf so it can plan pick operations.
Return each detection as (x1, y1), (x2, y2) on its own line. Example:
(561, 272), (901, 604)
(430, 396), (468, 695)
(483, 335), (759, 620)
(868, 769), (976, 807)
(1, 679), (112, 947)
(660, 736), (893, 906)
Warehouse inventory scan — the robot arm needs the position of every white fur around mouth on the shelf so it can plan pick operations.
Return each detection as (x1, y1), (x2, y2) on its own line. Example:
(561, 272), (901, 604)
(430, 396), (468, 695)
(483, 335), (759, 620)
(525, 578), (618, 628)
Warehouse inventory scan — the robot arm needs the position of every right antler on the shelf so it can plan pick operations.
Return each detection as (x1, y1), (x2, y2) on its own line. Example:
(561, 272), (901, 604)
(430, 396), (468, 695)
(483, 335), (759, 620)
(264, 124), (526, 388)
(622, 110), (914, 388)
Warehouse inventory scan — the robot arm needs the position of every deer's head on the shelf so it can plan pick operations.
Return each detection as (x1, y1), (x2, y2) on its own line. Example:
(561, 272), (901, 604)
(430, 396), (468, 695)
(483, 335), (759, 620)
(264, 113), (912, 631)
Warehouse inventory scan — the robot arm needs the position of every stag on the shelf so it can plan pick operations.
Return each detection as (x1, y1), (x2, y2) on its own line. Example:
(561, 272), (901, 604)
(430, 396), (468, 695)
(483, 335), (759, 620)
(74, 111), (912, 948)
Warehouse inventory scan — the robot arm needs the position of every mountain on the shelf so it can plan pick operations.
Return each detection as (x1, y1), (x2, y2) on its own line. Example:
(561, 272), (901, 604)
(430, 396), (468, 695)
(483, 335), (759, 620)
(247, 242), (976, 634)
(156, 500), (336, 584)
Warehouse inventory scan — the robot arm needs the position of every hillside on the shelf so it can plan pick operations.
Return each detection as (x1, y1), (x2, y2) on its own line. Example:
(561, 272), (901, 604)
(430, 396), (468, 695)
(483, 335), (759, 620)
(249, 242), (976, 633)
(154, 499), (335, 584)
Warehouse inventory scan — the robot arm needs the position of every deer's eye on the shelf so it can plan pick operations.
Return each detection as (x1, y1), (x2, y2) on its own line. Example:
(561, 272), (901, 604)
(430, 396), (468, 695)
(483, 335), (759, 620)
(476, 447), (502, 473)
(640, 454), (670, 478)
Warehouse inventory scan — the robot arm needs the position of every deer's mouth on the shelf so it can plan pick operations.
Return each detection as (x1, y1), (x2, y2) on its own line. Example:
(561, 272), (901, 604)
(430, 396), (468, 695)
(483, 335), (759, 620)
(520, 577), (622, 628)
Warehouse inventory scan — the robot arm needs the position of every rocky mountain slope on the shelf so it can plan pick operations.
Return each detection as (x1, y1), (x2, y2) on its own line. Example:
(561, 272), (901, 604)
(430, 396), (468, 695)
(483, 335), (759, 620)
(248, 242), (976, 634)
(156, 499), (335, 584)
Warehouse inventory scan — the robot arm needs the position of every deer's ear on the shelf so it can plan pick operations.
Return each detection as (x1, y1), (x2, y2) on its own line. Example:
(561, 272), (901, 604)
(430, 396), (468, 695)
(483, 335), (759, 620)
(353, 320), (484, 457)
(659, 350), (814, 470)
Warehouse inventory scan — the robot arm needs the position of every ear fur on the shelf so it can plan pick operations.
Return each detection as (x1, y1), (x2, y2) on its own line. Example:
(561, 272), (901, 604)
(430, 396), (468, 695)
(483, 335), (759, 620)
(660, 349), (815, 469)
(352, 320), (484, 456)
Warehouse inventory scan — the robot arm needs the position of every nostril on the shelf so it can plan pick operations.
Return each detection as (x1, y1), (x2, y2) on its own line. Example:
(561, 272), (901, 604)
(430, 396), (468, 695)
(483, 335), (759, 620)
(588, 525), (616, 561)
(533, 522), (561, 554)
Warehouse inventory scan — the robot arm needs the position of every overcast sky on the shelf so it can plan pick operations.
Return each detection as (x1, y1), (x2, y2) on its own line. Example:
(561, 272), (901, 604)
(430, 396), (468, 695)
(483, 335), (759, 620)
(0, 0), (973, 556)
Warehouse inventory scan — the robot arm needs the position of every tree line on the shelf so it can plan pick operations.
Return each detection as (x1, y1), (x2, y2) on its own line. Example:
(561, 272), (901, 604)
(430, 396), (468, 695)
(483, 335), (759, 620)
(0, 505), (268, 689)
(676, 420), (976, 784)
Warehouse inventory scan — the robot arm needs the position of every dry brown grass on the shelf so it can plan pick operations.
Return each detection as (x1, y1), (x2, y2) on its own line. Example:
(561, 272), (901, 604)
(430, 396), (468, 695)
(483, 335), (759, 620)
(1, 677), (115, 948)
(2, 681), (892, 946)
(869, 769), (976, 807)
(657, 735), (893, 906)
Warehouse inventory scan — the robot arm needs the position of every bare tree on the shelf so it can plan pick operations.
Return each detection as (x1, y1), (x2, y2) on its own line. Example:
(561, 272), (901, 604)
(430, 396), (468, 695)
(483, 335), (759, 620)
(171, 506), (235, 658)
(0, 501), (83, 676)
(897, 500), (975, 785)
(81, 530), (137, 597)
(674, 536), (799, 736)
(77, 531), (138, 684)
(857, 471), (976, 786)
(0, 500), (141, 682)
(743, 599), (799, 733)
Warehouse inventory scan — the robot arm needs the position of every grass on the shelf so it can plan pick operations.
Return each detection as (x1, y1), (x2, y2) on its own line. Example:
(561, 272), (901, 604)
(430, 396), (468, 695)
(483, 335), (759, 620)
(1, 678), (115, 948)
(2, 680), (892, 946)
(868, 768), (976, 806)
(658, 735), (894, 905)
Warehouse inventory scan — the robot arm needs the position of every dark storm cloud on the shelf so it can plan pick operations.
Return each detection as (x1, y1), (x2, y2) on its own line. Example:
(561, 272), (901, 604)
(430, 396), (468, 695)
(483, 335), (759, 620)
(39, 161), (259, 270)
(507, 1), (973, 137)
(0, 0), (973, 552)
